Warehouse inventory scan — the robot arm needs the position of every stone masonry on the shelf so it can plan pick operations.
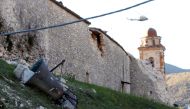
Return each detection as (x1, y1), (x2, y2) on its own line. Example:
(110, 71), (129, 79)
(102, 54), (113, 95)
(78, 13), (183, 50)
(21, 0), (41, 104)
(0, 0), (130, 93)
(0, 0), (173, 104)
(130, 57), (173, 105)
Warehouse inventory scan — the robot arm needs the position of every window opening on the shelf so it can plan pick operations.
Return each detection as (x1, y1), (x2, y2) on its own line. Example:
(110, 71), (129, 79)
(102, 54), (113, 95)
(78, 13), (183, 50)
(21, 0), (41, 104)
(91, 31), (104, 56)
(149, 57), (154, 67)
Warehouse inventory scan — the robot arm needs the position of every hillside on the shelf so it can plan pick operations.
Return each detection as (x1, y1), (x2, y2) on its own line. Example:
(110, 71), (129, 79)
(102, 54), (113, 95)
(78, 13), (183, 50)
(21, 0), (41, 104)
(165, 63), (190, 73)
(0, 59), (176, 109)
(166, 72), (190, 106)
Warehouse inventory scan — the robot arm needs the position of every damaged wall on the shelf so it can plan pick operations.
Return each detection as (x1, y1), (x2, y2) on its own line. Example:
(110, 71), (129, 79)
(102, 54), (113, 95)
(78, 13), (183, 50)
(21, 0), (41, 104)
(0, 0), (48, 63)
(0, 0), (130, 93)
(45, 1), (131, 92)
(0, 0), (173, 104)
(130, 57), (173, 105)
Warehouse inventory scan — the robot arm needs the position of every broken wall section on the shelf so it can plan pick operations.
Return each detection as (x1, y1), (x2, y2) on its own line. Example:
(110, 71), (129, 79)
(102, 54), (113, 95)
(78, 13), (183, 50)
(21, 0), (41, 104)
(130, 56), (173, 105)
(0, 0), (131, 94)
(0, 0), (49, 63)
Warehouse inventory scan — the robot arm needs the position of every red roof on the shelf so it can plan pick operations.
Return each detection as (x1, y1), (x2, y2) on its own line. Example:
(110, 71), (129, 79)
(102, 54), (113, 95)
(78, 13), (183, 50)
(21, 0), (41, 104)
(148, 28), (157, 37)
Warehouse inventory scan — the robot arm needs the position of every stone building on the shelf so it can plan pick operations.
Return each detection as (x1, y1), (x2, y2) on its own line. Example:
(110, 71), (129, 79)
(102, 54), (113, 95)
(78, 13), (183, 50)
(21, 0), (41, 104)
(0, 0), (130, 93)
(0, 0), (173, 104)
(138, 28), (165, 75)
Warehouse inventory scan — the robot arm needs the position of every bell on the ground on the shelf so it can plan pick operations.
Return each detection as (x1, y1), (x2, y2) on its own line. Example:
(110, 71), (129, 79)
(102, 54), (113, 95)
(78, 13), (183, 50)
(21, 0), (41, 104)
(27, 59), (64, 100)
(14, 59), (77, 109)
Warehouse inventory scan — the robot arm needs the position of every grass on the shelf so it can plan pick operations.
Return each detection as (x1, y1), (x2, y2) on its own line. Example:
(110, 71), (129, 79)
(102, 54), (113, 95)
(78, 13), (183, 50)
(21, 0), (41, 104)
(66, 77), (176, 109)
(0, 59), (176, 109)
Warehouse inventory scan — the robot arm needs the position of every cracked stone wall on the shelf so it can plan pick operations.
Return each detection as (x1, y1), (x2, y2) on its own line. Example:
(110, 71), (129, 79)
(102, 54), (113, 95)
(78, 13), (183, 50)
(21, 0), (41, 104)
(0, 0), (130, 93)
(130, 57), (173, 105)
(0, 0), (48, 63)
(0, 0), (173, 104)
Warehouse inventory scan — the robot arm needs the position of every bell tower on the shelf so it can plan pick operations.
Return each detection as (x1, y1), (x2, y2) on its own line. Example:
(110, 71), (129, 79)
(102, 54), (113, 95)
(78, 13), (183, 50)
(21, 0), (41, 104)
(138, 28), (165, 75)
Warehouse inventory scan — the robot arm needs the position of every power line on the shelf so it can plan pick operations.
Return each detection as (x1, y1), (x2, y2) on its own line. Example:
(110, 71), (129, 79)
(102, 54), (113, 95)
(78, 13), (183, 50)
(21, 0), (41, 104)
(0, 0), (154, 36)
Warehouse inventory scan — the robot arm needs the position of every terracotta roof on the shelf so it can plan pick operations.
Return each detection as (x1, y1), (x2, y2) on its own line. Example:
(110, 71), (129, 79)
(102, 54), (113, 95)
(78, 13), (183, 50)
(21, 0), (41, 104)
(50, 0), (91, 25)
(147, 28), (157, 37)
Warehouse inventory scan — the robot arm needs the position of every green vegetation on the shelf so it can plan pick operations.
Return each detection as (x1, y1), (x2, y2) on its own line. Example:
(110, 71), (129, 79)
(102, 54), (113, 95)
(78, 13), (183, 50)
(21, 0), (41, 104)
(0, 59), (176, 109)
(67, 77), (176, 109)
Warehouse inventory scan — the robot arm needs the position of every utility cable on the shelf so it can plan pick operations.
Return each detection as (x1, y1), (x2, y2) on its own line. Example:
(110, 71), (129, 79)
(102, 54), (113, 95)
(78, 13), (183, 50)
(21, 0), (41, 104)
(0, 0), (154, 36)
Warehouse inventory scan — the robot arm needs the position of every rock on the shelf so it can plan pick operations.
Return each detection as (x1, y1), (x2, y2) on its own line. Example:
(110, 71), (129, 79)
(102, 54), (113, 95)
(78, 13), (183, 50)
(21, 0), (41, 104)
(14, 64), (35, 84)
(19, 103), (24, 108)
(0, 98), (5, 109)
(62, 100), (75, 109)
(0, 52), (3, 57)
(36, 106), (45, 109)
(0, 45), (5, 57)
(92, 88), (96, 93)
(18, 59), (30, 67)
(6, 60), (18, 66)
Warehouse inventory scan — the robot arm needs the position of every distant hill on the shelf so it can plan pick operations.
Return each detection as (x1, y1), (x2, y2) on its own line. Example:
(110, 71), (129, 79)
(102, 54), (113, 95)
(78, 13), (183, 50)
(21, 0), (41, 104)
(165, 63), (190, 73)
(166, 72), (190, 106)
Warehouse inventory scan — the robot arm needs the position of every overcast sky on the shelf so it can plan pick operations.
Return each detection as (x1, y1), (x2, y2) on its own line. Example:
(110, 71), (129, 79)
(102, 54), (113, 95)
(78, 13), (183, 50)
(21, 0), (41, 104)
(60, 0), (190, 69)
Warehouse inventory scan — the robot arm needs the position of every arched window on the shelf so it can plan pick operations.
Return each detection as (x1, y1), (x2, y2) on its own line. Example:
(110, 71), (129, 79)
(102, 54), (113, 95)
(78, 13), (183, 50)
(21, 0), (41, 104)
(152, 39), (155, 46)
(149, 57), (154, 67)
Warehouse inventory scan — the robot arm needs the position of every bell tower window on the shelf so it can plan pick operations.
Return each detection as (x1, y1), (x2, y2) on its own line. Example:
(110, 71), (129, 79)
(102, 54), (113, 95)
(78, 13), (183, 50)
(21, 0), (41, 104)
(149, 57), (154, 67)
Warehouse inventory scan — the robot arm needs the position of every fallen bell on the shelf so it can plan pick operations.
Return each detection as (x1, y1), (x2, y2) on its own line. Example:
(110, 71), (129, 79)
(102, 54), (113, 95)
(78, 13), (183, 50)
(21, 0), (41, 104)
(14, 59), (77, 109)
(31, 59), (65, 100)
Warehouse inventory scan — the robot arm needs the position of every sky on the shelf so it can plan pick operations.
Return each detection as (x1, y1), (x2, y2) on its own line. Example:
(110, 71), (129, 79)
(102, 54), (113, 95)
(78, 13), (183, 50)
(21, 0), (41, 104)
(59, 0), (190, 69)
